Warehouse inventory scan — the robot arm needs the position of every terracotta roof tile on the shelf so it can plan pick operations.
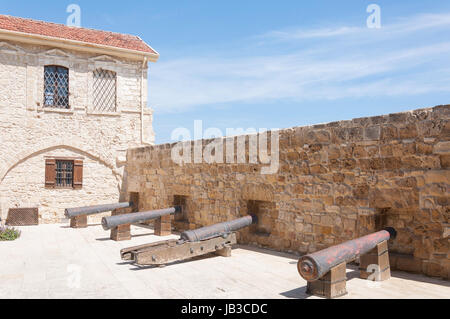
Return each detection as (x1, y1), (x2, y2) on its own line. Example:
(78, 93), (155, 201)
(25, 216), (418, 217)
(0, 14), (157, 55)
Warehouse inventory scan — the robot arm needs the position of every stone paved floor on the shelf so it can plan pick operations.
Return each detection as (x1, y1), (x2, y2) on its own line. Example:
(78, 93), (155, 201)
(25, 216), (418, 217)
(0, 224), (449, 299)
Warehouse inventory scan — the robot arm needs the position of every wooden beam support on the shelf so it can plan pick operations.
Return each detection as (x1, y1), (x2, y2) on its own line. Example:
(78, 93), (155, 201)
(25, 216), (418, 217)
(110, 207), (131, 241)
(70, 215), (87, 228)
(154, 214), (172, 236)
(306, 261), (347, 299)
(359, 240), (391, 281)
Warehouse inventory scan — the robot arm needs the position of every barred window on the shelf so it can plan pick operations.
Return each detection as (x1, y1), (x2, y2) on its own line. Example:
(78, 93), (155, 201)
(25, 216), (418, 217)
(45, 159), (83, 190)
(93, 69), (117, 112)
(44, 66), (69, 109)
(55, 160), (73, 188)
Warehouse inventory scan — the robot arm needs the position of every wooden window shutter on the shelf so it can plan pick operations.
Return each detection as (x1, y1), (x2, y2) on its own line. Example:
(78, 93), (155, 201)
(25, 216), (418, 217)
(45, 159), (56, 188)
(73, 160), (83, 189)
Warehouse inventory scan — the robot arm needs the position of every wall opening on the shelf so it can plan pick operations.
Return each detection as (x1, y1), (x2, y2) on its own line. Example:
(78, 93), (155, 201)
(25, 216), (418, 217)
(174, 195), (188, 221)
(375, 207), (390, 230)
(357, 207), (391, 237)
(247, 200), (275, 237)
(173, 195), (193, 231)
(129, 192), (140, 213)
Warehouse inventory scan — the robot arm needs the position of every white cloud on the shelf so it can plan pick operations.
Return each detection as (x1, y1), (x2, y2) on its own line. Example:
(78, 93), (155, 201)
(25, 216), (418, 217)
(263, 26), (360, 40)
(259, 12), (450, 41)
(149, 12), (450, 113)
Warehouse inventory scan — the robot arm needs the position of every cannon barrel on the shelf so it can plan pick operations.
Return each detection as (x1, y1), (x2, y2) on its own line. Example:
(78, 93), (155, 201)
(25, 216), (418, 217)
(298, 227), (397, 282)
(180, 215), (257, 242)
(101, 206), (181, 230)
(65, 202), (133, 218)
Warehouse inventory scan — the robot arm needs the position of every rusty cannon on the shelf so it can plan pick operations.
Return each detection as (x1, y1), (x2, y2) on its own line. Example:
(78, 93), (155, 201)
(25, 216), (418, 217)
(121, 215), (257, 266)
(102, 206), (181, 230)
(65, 202), (134, 228)
(297, 227), (397, 299)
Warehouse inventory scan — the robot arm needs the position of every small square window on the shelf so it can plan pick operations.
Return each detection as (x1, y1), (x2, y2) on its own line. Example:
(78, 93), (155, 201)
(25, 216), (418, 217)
(45, 159), (83, 190)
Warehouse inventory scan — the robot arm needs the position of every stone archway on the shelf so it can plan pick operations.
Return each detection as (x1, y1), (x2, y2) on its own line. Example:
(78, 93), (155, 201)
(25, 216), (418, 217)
(0, 142), (124, 223)
(0, 140), (122, 184)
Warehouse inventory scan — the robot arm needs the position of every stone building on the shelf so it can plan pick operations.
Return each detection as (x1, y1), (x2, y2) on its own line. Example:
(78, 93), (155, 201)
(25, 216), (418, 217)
(0, 15), (159, 223)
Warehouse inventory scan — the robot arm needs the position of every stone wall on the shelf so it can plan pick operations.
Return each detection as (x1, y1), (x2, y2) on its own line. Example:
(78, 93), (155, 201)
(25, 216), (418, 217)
(0, 40), (154, 223)
(125, 105), (449, 279)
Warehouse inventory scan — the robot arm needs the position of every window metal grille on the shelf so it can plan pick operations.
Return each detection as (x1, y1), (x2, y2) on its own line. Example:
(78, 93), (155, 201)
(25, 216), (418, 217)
(93, 69), (117, 112)
(55, 160), (73, 188)
(44, 66), (69, 109)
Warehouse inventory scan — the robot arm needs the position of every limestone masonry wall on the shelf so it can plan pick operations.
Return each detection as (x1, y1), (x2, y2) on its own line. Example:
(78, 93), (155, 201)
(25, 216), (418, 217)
(126, 105), (449, 279)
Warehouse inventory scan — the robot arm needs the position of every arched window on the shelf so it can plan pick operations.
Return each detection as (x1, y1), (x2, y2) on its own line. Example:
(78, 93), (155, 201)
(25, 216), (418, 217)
(44, 65), (69, 109)
(93, 69), (117, 112)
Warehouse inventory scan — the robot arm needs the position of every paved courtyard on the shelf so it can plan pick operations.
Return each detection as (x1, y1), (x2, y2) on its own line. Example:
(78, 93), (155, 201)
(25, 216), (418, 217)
(0, 224), (449, 299)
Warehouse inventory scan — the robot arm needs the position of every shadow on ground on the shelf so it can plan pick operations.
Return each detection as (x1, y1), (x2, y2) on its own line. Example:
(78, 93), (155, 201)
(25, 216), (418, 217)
(279, 285), (310, 299)
(60, 223), (102, 229)
(120, 252), (227, 271)
(95, 232), (154, 241)
(279, 267), (359, 299)
(236, 244), (299, 260)
(390, 269), (450, 287)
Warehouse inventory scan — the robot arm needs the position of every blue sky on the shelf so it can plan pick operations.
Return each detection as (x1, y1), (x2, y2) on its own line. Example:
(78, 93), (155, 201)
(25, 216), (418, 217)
(2, 1), (450, 143)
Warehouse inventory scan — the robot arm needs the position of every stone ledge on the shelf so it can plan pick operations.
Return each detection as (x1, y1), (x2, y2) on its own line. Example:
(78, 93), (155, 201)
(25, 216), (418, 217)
(86, 111), (122, 117)
(40, 107), (74, 115)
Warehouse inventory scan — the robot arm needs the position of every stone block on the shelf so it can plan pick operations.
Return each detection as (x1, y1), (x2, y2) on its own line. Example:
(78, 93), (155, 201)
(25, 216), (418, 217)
(440, 155), (450, 168)
(422, 261), (444, 278)
(433, 141), (450, 154)
(242, 184), (274, 201)
(364, 126), (381, 141)
(399, 124), (418, 139)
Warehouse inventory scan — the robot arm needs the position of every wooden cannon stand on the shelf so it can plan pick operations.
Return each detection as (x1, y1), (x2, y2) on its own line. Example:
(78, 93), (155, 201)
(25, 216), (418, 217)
(307, 240), (391, 299)
(121, 232), (236, 266)
(70, 215), (88, 228)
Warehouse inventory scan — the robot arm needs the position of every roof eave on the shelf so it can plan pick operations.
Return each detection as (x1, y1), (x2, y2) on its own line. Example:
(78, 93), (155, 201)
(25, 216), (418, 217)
(0, 28), (160, 62)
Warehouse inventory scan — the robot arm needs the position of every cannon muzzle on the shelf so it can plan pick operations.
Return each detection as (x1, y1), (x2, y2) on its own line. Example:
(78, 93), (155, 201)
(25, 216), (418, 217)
(101, 206), (182, 230)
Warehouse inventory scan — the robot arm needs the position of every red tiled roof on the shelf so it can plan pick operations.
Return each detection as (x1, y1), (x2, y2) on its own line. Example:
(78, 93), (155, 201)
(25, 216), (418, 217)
(0, 14), (157, 55)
